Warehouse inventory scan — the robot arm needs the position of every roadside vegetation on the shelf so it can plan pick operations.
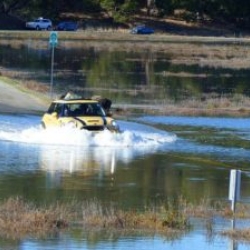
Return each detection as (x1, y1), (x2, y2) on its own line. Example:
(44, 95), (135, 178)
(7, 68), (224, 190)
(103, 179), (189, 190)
(1, 196), (250, 241)
(0, 196), (189, 240)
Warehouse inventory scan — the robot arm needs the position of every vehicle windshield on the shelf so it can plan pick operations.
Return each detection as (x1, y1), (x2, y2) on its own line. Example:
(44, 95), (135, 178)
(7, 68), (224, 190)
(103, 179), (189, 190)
(63, 103), (105, 117)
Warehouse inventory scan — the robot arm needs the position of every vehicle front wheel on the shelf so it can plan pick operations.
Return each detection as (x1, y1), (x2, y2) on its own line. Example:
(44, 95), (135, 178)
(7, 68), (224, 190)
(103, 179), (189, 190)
(36, 26), (40, 30)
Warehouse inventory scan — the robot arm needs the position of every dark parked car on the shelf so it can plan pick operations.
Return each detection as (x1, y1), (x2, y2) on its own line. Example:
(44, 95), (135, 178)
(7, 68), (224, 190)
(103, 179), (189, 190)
(56, 21), (78, 31)
(131, 25), (154, 34)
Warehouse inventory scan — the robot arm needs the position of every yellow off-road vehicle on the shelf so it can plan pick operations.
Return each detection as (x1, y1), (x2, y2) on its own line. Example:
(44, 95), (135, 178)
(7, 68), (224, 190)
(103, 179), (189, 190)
(41, 96), (119, 133)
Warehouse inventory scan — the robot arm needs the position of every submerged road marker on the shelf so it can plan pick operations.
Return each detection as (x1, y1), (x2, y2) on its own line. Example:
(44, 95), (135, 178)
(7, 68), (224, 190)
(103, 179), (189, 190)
(229, 169), (241, 213)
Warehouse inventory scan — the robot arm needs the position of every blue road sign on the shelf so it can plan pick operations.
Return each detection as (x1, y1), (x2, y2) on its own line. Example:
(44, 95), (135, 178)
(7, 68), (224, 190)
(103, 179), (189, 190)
(49, 31), (58, 46)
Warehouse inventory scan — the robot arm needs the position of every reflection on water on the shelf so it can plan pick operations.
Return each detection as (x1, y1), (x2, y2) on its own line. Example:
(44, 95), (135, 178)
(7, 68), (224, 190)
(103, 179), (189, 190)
(16, 218), (250, 250)
(139, 115), (250, 131)
(37, 122), (176, 175)
(0, 114), (179, 204)
(40, 145), (117, 175)
(1, 40), (250, 105)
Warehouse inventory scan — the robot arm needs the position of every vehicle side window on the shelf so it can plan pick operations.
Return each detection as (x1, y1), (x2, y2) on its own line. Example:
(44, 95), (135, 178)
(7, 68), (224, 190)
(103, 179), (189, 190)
(47, 103), (56, 114)
(55, 104), (64, 116)
(96, 104), (105, 116)
(63, 105), (71, 117)
(47, 103), (64, 116)
(85, 104), (105, 116)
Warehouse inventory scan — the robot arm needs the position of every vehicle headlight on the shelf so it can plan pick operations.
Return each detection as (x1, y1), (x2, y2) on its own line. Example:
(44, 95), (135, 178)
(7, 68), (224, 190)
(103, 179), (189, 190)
(111, 120), (119, 130)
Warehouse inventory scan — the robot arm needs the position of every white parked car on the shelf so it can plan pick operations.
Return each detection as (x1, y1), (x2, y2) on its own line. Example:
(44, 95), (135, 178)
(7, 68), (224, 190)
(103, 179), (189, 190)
(26, 17), (52, 30)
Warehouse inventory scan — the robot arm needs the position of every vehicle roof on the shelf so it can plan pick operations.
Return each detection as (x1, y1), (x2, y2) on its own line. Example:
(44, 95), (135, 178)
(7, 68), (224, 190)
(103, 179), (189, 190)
(34, 18), (50, 21)
(52, 99), (98, 104)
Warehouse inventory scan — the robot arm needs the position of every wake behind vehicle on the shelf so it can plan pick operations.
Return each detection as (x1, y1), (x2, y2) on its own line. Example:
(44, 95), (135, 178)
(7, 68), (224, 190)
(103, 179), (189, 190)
(41, 95), (119, 133)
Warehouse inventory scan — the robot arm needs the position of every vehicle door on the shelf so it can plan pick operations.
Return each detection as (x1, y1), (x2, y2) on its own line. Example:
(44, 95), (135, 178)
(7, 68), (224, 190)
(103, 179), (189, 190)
(43, 103), (63, 127)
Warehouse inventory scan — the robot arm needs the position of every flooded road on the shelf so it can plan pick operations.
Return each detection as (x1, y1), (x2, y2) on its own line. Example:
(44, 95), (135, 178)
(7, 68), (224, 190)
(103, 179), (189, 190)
(0, 113), (250, 249)
(1, 35), (250, 249)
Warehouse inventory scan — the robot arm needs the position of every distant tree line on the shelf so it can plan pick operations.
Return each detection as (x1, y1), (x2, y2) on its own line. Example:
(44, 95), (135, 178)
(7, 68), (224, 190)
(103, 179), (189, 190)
(1, 0), (250, 27)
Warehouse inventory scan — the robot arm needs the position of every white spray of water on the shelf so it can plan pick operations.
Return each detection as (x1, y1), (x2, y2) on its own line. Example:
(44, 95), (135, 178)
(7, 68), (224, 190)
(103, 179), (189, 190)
(0, 120), (176, 148)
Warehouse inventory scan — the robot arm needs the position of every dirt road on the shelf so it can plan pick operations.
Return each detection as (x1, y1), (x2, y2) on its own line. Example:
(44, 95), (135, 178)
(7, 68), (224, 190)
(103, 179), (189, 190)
(0, 79), (48, 114)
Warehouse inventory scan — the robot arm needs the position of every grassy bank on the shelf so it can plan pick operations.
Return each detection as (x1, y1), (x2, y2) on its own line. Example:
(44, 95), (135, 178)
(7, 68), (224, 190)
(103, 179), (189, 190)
(114, 97), (250, 117)
(0, 75), (49, 102)
(1, 30), (250, 44)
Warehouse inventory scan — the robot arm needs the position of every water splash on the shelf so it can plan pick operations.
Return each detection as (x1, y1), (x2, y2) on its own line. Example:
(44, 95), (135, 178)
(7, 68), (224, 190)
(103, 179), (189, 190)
(0, 115), (176, 148)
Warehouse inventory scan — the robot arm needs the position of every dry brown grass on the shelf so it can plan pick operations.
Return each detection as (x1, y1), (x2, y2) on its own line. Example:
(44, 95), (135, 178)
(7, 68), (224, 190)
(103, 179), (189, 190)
(81, 209), (181, 231)
(1, 197), (250, 240)
(0, 70), (49, 93)
(0, 197), (190, 240)
(131, 90), (250, 116)
(0, 197), (69, 239)
(79, 199), (188, 231)
(222, 229), (250, 241)
(183, 199), (250, 219)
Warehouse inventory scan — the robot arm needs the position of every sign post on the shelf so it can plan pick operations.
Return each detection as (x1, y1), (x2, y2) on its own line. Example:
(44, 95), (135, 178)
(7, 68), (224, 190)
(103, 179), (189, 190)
(49, 31), (58, 99)
(229, 169), (241, 213)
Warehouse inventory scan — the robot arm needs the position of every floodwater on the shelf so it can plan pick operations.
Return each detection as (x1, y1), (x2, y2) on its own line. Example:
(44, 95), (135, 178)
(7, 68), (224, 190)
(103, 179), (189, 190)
(1, 113), (250, 249)
(1, 39), (250, 248)
(1, 38), (250, 104)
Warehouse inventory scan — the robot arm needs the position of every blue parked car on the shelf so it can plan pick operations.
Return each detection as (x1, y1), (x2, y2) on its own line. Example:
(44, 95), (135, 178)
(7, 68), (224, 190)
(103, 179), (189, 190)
(56, 21), (78, 31)
(131, 25), (154, 34)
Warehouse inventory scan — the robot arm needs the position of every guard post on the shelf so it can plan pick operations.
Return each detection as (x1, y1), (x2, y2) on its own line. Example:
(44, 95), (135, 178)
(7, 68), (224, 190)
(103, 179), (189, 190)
(49, 31), (58, 99)
(229, 169), (241, 213)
